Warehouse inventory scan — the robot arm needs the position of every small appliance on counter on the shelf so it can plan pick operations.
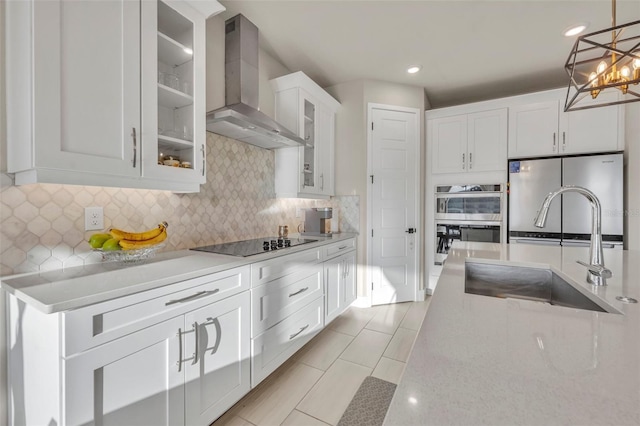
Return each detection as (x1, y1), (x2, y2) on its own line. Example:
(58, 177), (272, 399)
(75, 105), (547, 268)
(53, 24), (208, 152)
(301, 207), (333, 236)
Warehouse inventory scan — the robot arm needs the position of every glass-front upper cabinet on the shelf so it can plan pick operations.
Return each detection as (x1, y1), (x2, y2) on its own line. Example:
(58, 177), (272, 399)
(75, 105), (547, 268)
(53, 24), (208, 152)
(141, 0), (207, 190)
(271, 71), (340, 200)
(303, 99), (316, 189)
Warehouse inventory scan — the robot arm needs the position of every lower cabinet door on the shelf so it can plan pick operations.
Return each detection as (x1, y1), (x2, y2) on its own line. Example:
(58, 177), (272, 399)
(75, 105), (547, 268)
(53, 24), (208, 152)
(324, 256), (343, 324)
(343, 251), (357, 307)
(63, 316), (184, 426)
(184, 292), (251, 426)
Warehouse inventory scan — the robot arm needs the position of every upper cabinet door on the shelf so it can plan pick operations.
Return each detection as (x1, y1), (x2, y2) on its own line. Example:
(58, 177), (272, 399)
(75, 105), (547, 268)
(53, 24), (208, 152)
(467, 108), (507, 172)
(316, 102), (335, 196)
(141, 0), (207, 187)
(508, 100), (559, 158)
(430, 115), (467, 174)
(560, 91), (623, 155)
(32, 0), (140, 177)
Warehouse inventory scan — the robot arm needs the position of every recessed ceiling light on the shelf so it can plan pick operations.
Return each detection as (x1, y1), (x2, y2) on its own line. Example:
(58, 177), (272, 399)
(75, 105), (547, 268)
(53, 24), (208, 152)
(564, 23), (588, 37)
(407, 65), (422, 74)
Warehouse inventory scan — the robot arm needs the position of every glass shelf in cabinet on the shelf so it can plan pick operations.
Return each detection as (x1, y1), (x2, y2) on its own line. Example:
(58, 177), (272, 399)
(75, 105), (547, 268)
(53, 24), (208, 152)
(157, 32), (193, 67)
(158, 134), (194, 148)
(158, 84), (193, 109)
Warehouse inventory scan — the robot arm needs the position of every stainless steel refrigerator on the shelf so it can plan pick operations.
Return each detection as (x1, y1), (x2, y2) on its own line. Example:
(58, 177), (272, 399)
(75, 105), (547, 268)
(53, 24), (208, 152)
(508, 153), (623, 247)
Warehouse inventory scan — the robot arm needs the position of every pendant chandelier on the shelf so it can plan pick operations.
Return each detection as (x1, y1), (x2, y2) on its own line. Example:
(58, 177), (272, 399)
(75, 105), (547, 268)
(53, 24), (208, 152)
(564, 0), (640, 112)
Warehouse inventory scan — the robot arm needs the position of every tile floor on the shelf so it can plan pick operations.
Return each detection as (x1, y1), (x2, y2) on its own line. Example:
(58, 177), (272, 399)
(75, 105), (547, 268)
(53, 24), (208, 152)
(213, 298), (432, 426)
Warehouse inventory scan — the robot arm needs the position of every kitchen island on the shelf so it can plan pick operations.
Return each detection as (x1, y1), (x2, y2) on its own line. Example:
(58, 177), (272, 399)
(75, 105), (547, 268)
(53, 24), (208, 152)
(385, 242), (639, 425)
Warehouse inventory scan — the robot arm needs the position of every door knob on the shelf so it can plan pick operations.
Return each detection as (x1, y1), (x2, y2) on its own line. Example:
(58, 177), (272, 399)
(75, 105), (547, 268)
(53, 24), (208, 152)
(406, 228), (416, 234)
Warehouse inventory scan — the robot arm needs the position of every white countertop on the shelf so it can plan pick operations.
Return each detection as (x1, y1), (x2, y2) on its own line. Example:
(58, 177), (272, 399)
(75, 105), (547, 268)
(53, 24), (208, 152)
(385, 242), (640, 426)
(0, 233), (357, 314)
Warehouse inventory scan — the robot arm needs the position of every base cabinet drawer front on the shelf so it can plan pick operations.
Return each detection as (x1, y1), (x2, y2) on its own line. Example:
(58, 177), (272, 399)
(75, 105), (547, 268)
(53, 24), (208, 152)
(62, 266), (250, 357)
(251, 264), (323, 337)
(185, 292), (251, 426)
(251, 296), (323, 387)
(63, 316), (185, 426)
(251, 249), (321, 287)
(323, 238), (356, 260)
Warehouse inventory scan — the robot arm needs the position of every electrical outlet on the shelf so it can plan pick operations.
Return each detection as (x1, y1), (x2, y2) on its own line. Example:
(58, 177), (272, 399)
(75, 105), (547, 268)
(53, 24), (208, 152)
(296, 207), (303, 218)
(85, 207), (104, 231)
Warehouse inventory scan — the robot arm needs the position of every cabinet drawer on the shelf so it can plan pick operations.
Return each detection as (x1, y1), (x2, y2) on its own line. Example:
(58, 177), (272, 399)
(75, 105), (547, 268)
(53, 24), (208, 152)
(62, 266), (250, 356)
(251, 248), (321, 287)
(251, 264), (323, 337)
(251, 296), (323, 387)
(323, 238), (356, 260)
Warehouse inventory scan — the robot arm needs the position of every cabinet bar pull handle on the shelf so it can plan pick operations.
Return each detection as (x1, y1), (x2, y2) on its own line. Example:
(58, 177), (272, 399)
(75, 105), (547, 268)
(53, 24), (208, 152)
(562, 132), (566, 151)
(338, 245), (348, 250)
(288, 287), (309, 297)
(462, 153), (465, 170)
(553, 132), (556, 151)
(320, 173), (324, 190)
(289, 324), (309, 340)
(165, 289), (219, 306)
(176, 328), (183, 372)
(469, 152), (473, 169)
(201, 144), (205, 177)
(192, 322), (199, 365)
(131, 128), (137, 168)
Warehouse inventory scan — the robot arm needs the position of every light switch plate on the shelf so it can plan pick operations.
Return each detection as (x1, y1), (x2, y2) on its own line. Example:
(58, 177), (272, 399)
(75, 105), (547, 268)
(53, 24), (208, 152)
(85, 207), (104, 231)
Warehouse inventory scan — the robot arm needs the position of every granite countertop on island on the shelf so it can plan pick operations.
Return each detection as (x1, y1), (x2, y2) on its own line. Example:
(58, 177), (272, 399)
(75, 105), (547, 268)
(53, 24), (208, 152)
(385, 241), (639, 426)
(0, 233), (357, 314)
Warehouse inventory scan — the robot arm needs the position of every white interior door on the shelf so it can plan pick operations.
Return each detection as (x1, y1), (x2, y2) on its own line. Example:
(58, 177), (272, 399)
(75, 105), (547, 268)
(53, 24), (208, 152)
(369, 105), (419, 305)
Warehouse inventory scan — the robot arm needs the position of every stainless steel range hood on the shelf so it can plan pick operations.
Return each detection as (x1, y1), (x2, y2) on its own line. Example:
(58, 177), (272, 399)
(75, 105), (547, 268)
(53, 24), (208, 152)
(206, 14), (305, 149)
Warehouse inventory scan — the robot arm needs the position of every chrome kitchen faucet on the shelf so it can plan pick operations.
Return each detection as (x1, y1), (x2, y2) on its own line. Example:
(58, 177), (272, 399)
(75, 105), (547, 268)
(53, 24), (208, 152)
(534, 185), (612, 286)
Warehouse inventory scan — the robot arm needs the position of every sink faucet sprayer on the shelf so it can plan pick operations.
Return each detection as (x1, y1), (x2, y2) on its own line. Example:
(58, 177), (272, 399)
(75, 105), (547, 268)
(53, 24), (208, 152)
(533, 185), (612, 286)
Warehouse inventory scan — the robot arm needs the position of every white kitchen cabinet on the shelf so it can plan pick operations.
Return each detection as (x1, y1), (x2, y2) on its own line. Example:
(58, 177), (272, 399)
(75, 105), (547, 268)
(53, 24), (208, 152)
(508, 90), (623, 158)
(251, 295), (324, 386)
(7, 265), (250, 426)
(324, 250), (357, 324)
(559, 91), (623, 155)
(184, 292), (251, 426)
(5, 0), (223, 192)
(271, 71), (340, 199)
(63, 317), (185, 426)
(430, 109), (507, 174)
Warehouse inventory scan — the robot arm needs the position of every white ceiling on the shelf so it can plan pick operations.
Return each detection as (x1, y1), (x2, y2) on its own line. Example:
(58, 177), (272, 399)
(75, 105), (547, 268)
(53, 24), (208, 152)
(218, 0), (640, 108)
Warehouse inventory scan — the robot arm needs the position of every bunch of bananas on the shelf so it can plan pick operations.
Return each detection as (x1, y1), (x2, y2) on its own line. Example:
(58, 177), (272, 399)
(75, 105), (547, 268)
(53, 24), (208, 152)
(89, 222), (169, 251)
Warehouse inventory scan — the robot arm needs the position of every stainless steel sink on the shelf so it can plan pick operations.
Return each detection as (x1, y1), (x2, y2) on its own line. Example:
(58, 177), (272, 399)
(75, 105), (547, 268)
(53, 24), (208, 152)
(464, 261), (620, 314)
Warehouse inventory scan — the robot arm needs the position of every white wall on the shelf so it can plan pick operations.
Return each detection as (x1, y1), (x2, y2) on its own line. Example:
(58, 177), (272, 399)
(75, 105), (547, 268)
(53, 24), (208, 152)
(625, 103), (640, 250)
(1, 0), (7, 421)
(325, 81), (367, 296)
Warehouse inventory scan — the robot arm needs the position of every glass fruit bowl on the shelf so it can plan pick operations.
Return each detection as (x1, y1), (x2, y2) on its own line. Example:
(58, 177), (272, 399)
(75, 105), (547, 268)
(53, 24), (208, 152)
(93, 243), (165, 263)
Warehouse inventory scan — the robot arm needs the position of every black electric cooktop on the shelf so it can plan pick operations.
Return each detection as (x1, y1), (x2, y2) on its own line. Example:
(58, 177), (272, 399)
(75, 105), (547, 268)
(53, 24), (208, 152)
(191, 237), (317, 257)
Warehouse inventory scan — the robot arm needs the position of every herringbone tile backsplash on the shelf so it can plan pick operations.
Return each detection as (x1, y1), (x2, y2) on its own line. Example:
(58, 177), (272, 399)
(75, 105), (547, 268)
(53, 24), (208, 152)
(0, 133), (359, 276)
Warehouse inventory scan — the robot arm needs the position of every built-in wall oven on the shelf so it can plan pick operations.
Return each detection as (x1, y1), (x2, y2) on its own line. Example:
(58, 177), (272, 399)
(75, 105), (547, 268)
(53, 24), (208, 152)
(434, 184), (504, 266)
